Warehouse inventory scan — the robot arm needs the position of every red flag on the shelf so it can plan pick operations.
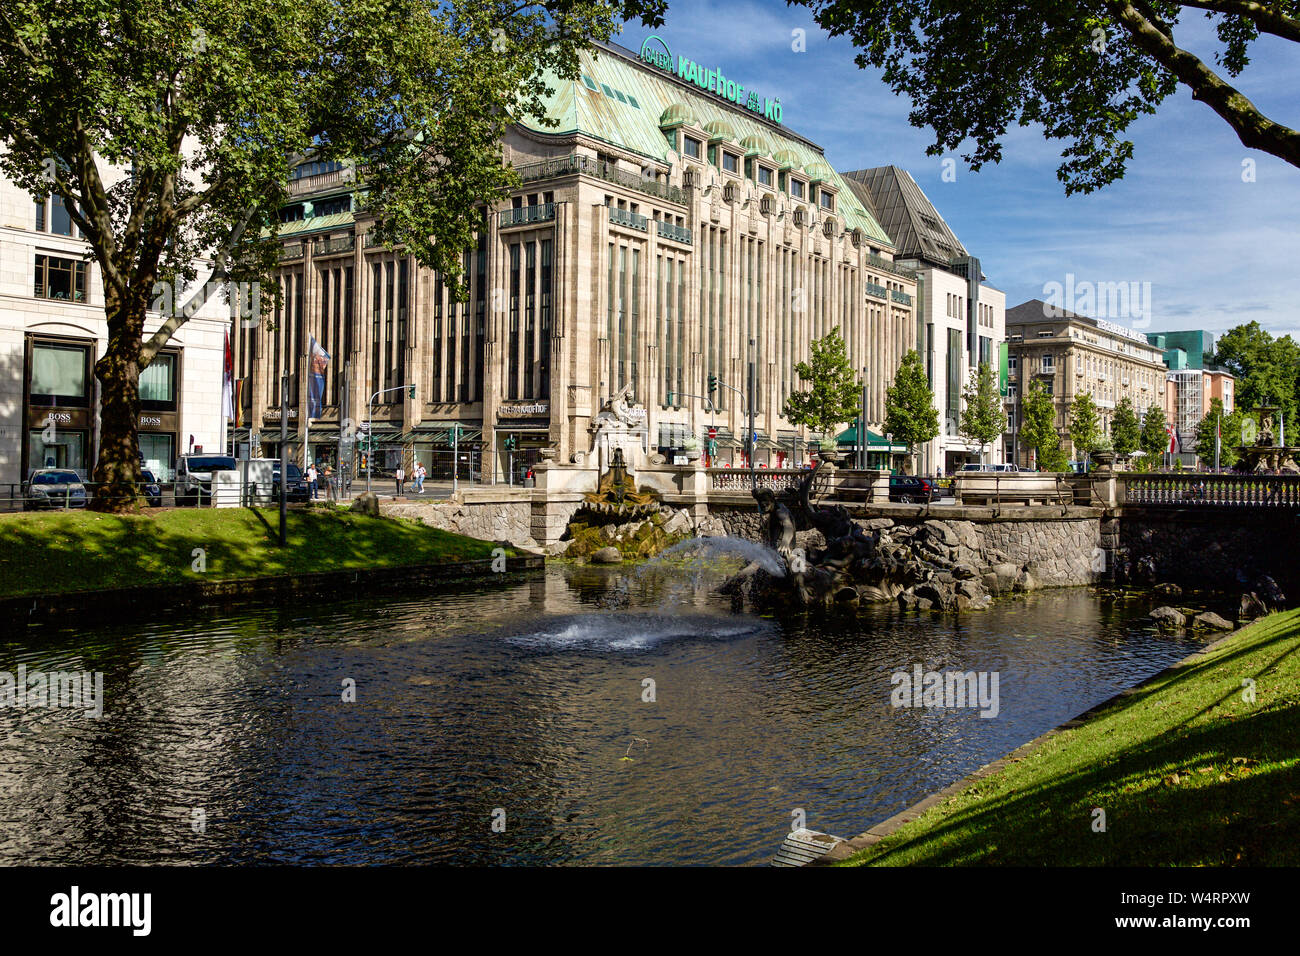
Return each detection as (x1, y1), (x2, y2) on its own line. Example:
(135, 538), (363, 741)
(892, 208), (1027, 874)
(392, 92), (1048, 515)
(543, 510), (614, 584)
(221, 327), (234, 421)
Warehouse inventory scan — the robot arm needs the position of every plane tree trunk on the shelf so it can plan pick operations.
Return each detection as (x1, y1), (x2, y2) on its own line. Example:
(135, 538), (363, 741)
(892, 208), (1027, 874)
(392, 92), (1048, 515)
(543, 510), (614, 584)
(89, 291), (149, 513)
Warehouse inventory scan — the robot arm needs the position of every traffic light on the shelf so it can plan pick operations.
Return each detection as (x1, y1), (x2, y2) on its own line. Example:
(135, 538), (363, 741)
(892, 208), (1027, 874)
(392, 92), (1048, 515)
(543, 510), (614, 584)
(360, 453), (368, 471)
(707, 374), (718, 394)
(408, 385), (416, 399)
(665, 391), (674, 405)
(504, 435), (516, 451)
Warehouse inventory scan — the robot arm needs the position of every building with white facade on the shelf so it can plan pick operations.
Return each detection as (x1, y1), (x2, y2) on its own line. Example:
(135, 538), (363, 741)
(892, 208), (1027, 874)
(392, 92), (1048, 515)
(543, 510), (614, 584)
(0, 163), (230, 485)
(842, 166), (1006, 474)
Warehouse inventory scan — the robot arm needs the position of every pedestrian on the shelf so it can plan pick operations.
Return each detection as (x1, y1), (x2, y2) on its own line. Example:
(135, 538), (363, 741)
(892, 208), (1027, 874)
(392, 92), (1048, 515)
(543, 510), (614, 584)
(306, 462), (319, 499)
(395, 463), (405, 497)
(415, 461), (427, 494)
(323, 464), (335, 501)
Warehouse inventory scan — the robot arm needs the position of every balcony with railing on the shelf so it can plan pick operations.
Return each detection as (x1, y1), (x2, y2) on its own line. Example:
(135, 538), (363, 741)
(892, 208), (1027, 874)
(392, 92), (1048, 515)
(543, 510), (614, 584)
(865, 281), (888, 300)
(287, 167), (355, 197)
(609, 206), (648, 232)
(312, 235), (356, 256)
(513, 153), (687, 205)
(282, 242), (304, 260)
(890, 289), (913, 306)
(656, 220), (692, 244)
(865, 252), (917, 281)
(499, 203), (556, 228)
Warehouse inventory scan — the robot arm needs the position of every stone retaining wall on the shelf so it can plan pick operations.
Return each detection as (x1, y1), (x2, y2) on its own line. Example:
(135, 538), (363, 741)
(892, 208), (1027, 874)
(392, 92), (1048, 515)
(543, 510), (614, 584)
(701, 505), (1103, 588)
(384, 499), (537, 548)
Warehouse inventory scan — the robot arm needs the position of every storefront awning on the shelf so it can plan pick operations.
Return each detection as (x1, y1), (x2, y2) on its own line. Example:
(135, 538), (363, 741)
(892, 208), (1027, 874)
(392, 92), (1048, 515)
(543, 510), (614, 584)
(836, 424), (908, 452)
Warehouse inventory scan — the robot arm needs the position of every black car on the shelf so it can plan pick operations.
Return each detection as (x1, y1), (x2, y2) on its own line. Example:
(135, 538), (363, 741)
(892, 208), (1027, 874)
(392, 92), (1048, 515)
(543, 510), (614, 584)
(140, 469), (163, 507)
(888, 475), (935, 503)
(270, 463), (311, 503)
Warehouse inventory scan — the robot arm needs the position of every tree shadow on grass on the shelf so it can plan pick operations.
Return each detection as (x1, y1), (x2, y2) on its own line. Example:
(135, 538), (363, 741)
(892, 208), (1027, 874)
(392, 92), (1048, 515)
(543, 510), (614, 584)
(0, 508), (501, 605)
(857, 689), (1300, 866)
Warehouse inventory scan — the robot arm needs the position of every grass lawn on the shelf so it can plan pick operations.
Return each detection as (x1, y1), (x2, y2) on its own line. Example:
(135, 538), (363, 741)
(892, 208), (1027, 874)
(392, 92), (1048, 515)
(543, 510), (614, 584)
(839, 608), (1300, 866)
(0, 506), (507, 599)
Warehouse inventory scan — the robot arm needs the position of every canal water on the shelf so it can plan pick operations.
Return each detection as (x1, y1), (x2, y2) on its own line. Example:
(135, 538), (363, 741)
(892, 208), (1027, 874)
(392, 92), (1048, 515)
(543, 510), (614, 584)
(0, 564), (1210, 865)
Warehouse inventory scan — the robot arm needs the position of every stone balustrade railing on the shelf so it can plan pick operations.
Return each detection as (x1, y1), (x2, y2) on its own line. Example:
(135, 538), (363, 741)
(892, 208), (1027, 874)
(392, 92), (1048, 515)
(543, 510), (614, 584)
(707, 468), (804, 493)
(1119, 472), (1300, 508)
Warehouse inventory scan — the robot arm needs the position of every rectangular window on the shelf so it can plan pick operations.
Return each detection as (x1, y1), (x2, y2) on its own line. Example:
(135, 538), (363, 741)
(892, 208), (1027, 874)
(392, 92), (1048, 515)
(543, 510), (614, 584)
(757, 166), (773, 187)
(683, 136), (701, 159)
(34, 255), (87, 301)
(1042, 353), (1055, 370)
(524, 241), (536, 398)
(540, 239), (552, 397)
(30, 341), (90, 405)
(819, 189), (835, 211)
(722, 152), (738, 173)
(509, 243), (521, 400)
(790, 179), (804, 200)
(49, 196), (75, 236)
(140, 353), (177, 409)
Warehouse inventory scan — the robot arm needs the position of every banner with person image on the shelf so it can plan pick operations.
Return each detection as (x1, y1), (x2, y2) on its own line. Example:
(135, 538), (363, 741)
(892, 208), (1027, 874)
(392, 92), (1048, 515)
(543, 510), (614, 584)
(307, 337), (331, 419)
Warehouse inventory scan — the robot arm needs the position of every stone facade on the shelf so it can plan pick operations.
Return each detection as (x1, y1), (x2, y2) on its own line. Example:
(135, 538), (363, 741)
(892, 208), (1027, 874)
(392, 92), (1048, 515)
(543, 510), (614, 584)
(239, 38), (921, 485)
(1006, 298), (1166, 467)
(0, 167), (230, 483)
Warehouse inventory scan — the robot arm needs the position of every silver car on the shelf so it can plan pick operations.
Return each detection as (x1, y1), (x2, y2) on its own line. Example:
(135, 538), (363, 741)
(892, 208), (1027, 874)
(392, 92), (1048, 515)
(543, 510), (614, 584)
(24, 468), (88, 510)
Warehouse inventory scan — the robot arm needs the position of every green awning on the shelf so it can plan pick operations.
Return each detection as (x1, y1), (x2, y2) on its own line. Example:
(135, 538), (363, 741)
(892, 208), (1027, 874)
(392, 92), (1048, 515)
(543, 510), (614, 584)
(836, 425), (906, 450)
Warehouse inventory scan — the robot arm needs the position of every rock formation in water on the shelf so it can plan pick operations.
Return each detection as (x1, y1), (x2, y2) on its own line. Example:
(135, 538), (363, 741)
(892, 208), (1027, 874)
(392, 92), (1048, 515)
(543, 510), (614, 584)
(724, 461), (1013, 613)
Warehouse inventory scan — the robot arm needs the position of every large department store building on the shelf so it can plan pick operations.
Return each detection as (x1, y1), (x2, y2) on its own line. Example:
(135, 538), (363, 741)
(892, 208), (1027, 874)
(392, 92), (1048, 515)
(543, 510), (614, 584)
(237, 38), (923, 481)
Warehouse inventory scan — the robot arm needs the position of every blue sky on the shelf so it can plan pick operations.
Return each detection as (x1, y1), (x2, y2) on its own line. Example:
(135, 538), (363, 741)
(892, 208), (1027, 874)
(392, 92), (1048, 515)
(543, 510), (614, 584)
(615, 0), (1300, 344)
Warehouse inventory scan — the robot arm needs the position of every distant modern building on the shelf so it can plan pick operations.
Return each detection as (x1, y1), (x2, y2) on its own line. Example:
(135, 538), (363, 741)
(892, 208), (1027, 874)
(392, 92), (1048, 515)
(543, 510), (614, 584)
(1163, 367), (1235, 466)
(1145, 329), (1215, 370)
(1005, 299), (1166, 467)
(842, 166), (1006, 474)
(1144, 329), (1234, 465)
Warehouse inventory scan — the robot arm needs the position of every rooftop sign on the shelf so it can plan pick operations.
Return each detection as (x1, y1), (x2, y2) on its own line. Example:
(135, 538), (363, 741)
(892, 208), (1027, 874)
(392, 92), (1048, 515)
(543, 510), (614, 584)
(639, 35), (782, 125)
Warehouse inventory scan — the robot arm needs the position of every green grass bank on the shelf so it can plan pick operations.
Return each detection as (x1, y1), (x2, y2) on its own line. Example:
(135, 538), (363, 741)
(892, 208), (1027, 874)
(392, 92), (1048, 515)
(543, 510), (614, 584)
(0, 506), (506, 600)
(839, 608), (1300, 866)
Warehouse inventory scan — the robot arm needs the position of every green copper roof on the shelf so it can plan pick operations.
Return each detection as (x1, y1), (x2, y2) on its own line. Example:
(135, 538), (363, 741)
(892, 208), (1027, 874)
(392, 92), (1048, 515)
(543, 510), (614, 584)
(521, 41), (892, 245)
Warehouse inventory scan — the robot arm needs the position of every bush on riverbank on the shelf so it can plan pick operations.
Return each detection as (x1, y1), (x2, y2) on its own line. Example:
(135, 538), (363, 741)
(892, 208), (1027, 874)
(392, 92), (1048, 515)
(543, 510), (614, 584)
(0, 507), (505, 599)
(838, 608), (1300, 866)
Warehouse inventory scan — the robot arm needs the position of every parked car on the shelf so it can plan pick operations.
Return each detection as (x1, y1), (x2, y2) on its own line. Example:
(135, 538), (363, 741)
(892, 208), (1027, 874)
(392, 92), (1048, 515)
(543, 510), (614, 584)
(140, 469), (163, 507)
(889, 475), (935, 503)
(174, 454), (237, 505)
(960, 463), (995, 472)
(271, 462), (311, 503)
(23, 468), (88, 510)
(992, 464), (1023, 473)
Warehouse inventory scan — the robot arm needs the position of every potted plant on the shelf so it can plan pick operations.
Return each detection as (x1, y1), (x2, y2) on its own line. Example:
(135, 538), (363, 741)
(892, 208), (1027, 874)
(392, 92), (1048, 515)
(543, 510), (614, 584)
(1091, 437), (1117, 470)
(681, 436), (701, 462)
(816, 437), (841, 464)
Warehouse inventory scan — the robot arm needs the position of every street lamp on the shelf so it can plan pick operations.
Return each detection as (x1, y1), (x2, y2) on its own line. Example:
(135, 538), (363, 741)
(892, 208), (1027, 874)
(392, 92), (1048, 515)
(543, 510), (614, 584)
(366, 383), (416, 494)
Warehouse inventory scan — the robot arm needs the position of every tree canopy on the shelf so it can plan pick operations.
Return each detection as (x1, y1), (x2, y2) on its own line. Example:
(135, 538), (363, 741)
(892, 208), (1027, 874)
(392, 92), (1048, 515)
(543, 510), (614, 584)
(883, 349), (939, 466)
(1021, 380), (1067, 471)
(1068, 391), (1103, 459)
(0, 0), (664, 509)
(794, 0), (1300, 192)
(1211, 321), (1300, 426)
(784, 326), (863, 439)
(1140, 403), (1171, 460)
(958, 361), (1007, 462)
(1194, 396), (1240, 467)
(1111, 396), (1142, 456)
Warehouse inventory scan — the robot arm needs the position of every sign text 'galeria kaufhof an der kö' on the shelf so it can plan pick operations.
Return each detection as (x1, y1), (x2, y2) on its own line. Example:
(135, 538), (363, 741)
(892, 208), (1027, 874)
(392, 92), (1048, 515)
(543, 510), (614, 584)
(638, 36), (783, 125)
